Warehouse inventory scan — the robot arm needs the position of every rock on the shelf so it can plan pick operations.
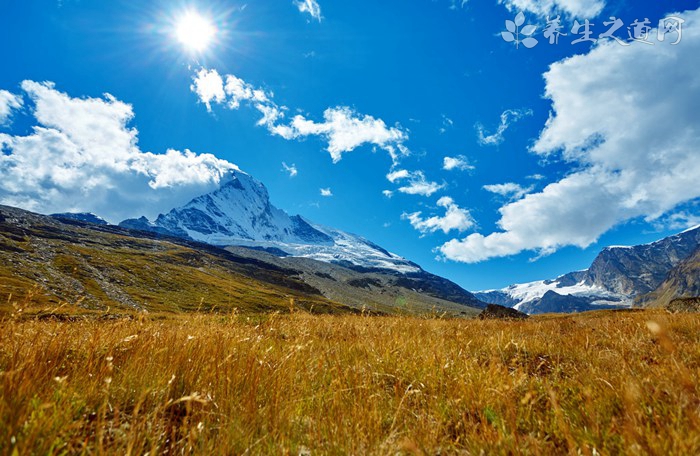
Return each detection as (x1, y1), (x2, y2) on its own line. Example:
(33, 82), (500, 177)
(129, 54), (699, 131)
(665, 297), (700, 313)
(478, 304), (528, 320)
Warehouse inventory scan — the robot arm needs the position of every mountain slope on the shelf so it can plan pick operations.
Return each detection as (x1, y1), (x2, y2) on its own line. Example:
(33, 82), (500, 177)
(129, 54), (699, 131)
(0, 205), (483, 316)
(475, 225), (700, 314)
(574, 226), (700, 295)
(120, 170), (420, 274)
(636, 246), (700, 308)
(518, 291), (624, 315)
(0, 205), (346, 314)
(225, 246), (483, 315)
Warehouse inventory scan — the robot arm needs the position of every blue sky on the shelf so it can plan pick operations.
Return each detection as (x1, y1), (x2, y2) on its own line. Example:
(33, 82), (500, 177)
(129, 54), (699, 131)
(1, 0), (699, 291)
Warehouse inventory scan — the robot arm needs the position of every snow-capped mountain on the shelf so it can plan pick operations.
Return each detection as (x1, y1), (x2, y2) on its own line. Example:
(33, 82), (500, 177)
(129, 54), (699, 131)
(120, 169), (421, 274)
(475, 225), (700, 314)
(474, 276), (627, 314)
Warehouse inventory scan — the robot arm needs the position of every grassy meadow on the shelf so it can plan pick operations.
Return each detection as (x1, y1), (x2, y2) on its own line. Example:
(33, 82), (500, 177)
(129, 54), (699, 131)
(1, 304), (699, 455)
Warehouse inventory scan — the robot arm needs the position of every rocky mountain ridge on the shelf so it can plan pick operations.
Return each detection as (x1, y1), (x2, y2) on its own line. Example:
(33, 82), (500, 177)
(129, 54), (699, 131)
(475, 225), (700, 314)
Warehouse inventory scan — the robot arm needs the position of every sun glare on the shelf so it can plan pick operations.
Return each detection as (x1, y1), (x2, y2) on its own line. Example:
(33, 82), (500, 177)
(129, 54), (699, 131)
(175, 11), (216, 53)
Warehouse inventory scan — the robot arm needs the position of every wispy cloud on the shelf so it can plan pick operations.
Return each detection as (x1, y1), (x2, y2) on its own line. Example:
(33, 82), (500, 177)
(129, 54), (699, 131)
(499, 0), (605, 18)
(0, 90), (23, 125)
(294, 0), (322, 22)
(443, 155), (474, 171)
(476, 108), (532, 146)
(386, 169), (445, 197)
(320, 187), (333, 197)
(386, 169), (410, 183)
(191, 68), (409, 164)
(483, 182), (533, 201)
(403, 196), (474, 235)
(653, 210), (700, 232)
(282, 162), (298, 177)
(449, 0), (469, 10)
(439, 114), (454, 134)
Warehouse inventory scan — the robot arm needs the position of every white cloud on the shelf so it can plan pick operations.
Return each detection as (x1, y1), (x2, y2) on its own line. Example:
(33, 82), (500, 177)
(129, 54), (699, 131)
(190, 69), (225, 112)
(385, 169), (445, 197)
(397, 173), (445, 197)
(653, 210), (700, 232)
(287, 107), (408, 163)
(449, 0), (469, 10)
(439, 115), (454, 134)
(386, 169), (410, 183)
(499, 0), (605, 18)
(191, 69), (409, 164)
(320, 187), (333, 197)
(0, 90), (23, 125)
(440, 8), (700, 263)
(224, 73), (271, 109)
(443, 155), (474, 171)
(295, 0), (322, 22)
(527, 173), (546, 180)
(403, 196), (475, 235)
(0, 81), (238, 223)
(476, 108), (532, 146)
(382, 190), (394, 198)
(282, 162), (298, 177)
(483, 182), (533, 201)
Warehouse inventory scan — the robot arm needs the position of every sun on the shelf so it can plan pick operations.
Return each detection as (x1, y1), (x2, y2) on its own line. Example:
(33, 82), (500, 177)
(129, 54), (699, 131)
(175, 11), (216, 53)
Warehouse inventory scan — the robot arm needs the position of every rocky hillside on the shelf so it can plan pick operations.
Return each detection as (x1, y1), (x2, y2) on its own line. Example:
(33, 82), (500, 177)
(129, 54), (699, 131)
(636, 246), (700, 308)
(0, 205), (483, 316)
(572, 226), (700, 295)
(224, 246), (484, 314)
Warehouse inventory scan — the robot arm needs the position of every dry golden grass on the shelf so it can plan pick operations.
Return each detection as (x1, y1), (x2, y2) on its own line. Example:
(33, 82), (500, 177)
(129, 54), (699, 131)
(1, 307), (699, 455)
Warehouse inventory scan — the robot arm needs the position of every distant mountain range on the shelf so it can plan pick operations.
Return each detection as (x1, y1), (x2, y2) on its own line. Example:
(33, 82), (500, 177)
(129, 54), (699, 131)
(475, 225), (700, 314)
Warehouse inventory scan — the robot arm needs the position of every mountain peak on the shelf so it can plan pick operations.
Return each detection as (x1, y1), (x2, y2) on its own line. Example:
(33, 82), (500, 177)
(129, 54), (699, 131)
(119, 168), (421, 273)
